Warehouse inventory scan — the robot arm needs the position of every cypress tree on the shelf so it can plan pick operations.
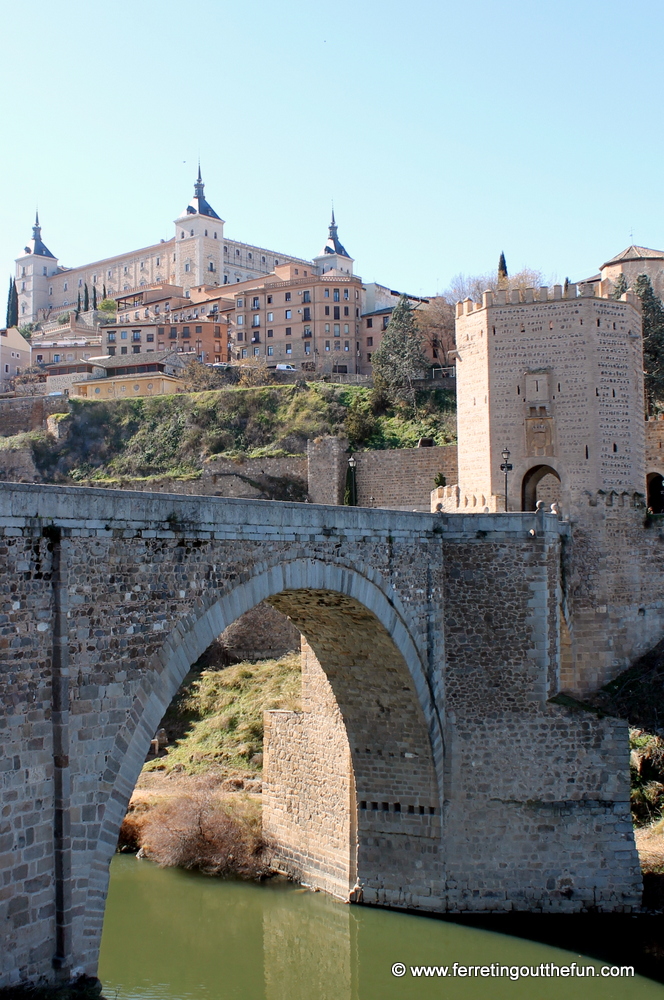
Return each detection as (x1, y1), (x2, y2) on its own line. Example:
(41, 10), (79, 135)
(564, 277), (569, 293)
(634, 273), (664, 412)
(103, 283), (107, 300)
(6, 277), (14, 327)
(9, 278), (18, 327)
(612, 273), (629, 299)
(76, 292), (81, 318)
(84, 284), (89, 312)
(92, 285), (97, 311)
(498, 252), (508, 283)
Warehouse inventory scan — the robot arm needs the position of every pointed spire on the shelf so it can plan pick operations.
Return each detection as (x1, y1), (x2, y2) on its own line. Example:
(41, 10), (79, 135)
(184, 163), (220, 219)
(319, 207), (350, 259)
(25, 211), (55, 259)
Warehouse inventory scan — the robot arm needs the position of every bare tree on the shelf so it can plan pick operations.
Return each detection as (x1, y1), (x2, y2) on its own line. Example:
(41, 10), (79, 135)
(446, 266), (545, 304)
(415, 297), (456, 365)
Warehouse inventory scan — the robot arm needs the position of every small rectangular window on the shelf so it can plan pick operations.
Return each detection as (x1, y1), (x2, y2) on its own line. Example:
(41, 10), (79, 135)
(303, 291), (311, 303)
(367, 337), (373, 346)
(169, 327), (177, 338)
(146, 333), (154, 342)
(267, 312), (273, 322)
(285, 344), (292, 354)
(267, 329), (273, 338)
(344, 306), (349, 316)
(267, 345), (274, 355)
(333, 289), (340, 302)
(285, 292), (291, 302)
(325, 306), (330, 316)
(195, 325), (202, 334)
(325, 341), (330, 351)
(324, 289), (330, 298)
(285, 327), (291, 336)
(285, 310), (291, 319)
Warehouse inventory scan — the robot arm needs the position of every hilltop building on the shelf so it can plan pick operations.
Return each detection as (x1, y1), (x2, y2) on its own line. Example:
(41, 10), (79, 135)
(582, 245), (664, 299)
(17, 173), (432, 375)
(14, 169), (313, 327)
(0, 326), (31, 391)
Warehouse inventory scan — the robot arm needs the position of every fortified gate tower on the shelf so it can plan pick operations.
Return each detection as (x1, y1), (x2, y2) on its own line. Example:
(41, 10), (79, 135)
(434, 281), (662, 695)
(436, 282), (645, 515)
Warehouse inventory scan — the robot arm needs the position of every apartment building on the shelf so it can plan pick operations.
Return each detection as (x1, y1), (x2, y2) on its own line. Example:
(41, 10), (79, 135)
(0, 327), (31, 391)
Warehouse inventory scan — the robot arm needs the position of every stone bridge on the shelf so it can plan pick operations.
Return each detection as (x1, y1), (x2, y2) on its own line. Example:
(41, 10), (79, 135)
(0, 483), (641, 990)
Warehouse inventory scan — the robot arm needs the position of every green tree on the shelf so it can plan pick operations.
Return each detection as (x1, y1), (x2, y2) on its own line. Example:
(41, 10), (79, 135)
(634, 273), (664, 412)
(370, 295), (430, 410)
(498, 252), (508, 284)
(92, 285), (98, 310)
(6, 277), (18, 328)
(103, 283), (107, 299)
(84, 284), (90, 311)
(612, 273), (629, 299)
(17, 322), (36, 340)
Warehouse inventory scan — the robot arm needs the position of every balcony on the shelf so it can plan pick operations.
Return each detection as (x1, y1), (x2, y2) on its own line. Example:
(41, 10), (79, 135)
(251, 336), (261, 344)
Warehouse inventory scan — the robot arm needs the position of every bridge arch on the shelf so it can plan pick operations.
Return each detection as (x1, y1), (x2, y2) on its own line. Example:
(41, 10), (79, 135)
(82, 557), (444, 973)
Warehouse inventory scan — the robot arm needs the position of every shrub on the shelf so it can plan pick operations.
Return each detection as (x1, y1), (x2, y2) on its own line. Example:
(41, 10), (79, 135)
(140, 791), (273, 878)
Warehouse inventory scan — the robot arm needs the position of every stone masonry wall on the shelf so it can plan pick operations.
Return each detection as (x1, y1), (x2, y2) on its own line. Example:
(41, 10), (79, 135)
(264, 639), (355, 898)
(355, 445), (457, 511)
(0, 396), (69, 437)
(440, 511), (640, 911)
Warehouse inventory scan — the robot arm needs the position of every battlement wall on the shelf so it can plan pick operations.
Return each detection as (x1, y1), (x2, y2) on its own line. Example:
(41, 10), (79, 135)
(456, 283), (641, 316)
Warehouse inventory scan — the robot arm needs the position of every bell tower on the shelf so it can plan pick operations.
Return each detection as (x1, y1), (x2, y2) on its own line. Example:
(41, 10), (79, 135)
(15, 212), (59, 324)
(173, 166), (225, 290)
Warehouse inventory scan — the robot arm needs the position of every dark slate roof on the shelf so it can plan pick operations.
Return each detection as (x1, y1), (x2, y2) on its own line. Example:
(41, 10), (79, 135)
(319, 210), (351, 259)
(601, 245), (664, 268)
(89, 350), (188, 370)
(24, 213), (55, 259)
(181, 167), (221, 220)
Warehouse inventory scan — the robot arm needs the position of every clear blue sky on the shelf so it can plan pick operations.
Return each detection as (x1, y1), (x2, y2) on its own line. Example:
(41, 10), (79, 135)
(2, 0), (663, 299)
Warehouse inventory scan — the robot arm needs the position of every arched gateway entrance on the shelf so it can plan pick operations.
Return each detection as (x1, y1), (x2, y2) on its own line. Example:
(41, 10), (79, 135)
(521, 464), (562, 511)
(647, 472), (664, 513)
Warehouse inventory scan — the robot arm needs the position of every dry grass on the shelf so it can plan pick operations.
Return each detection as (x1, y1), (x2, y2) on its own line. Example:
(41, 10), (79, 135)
(119, 784), (273, 879)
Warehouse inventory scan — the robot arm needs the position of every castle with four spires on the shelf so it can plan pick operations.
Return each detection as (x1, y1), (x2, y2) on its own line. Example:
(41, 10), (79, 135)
(14, 169), (347, 326)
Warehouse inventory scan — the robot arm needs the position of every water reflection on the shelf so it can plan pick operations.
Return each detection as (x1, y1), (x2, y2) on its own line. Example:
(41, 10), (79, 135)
(99, 856), (664, 1000)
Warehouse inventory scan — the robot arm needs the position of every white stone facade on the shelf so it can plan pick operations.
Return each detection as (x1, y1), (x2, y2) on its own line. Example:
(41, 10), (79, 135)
(15, 175), (314, 325)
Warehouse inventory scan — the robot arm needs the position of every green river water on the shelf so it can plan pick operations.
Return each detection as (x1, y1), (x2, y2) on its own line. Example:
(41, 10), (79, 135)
(99, 855), (664, 1000)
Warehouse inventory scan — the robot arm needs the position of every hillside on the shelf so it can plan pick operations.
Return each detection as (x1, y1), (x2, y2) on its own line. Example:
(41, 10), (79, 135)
(0, 383), (455, 484)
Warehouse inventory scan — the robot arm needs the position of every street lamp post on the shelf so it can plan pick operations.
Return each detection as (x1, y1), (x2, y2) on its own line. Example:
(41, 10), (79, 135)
(500, 447), (513, 512)
(347, 454), (357, 506)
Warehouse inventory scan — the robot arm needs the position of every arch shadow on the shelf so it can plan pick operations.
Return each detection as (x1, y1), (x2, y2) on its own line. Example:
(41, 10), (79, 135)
(522, 464), (561, 511)
(81, 557), (444, 970)
(647, 472), (664, 513)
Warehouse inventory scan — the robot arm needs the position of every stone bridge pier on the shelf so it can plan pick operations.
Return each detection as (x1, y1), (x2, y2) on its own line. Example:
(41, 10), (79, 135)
(0, 484), (641, 990)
